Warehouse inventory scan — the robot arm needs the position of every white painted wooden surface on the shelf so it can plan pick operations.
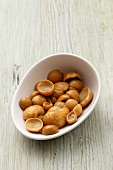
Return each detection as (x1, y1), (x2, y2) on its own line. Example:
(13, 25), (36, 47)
(0, 0), (113, 170)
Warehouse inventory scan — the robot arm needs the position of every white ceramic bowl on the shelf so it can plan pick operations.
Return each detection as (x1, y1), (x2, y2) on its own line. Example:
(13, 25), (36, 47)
(11, 53), (101, 140)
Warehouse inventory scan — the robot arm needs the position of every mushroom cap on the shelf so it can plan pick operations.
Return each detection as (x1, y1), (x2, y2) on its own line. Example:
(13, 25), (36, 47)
(47, 69), (64, 83)
(23, 105), (45, 120)
(38, 80), (54, 96)
(73, 104), (82, 117)
(48, 105), (61, 111)
(69, 79), (84, 91)
(57, 94), (70, 102)
(66, 110), (77, 124)
(65, 99), (78, 111)
(54, 82), (69, 92)
(53, 89), (64, 99)
(42, 125), (59, 135)
(66, 90), (80, 102)
(43, 98), (53, 110)
(34, 82), (40, 91)
(32, 95), (47, 106)
(80, 87), (93, 107)
(49, 96), (57, 103)
(19, 97), (32, 110)
(43, 107), (69, 128)
(29, 91), (39, 99)
(63, 71), (82, 81)
(37, 114), (44, 120)
(25, 118), (43, 132)
(54, 101), (65, 108)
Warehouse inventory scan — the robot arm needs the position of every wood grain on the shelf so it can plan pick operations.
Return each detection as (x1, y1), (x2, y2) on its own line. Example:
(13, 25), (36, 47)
(0, 0), (113, 169)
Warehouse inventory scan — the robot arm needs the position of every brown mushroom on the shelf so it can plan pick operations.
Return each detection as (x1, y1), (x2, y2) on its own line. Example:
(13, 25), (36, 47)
(66, 90), (80, 102)
(19, 97), (32, 110)
(63, 71), (82, 81)
(23, 105), (45, 120)
(25, 118), (43, 132)
(43, 107), (69, 128)
(54, 101), (65, 108)
(34, 82), (40, 91)
(69, 86), (80, 93)
(66, 110), (77, 124)
(47, 69), (64, 83)
(37, 80), (54, 96)
(48, 105), (61, 111)
(65, 99), (78, 111)
(41, 125), (59, 135)
(80, 87), (93, 107)
(37, 114), (44, 120)
(49, 96), (57, 103)
(43, 98), (53, 110)
(73, 104), (82, 117)
(54, 82), (69, 92)
(32, 95), (47, 106)
(69, 79), (84, 91)
(29, 91), (39, 99)
(57, 94), (70, 102)
(53, 89), (64, 99)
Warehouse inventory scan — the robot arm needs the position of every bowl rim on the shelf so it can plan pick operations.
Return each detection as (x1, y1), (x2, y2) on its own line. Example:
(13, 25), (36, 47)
(11, 53), (101, 140)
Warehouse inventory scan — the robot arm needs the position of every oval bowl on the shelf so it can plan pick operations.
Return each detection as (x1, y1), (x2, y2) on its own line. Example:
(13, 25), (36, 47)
(11, 53), (101, 140)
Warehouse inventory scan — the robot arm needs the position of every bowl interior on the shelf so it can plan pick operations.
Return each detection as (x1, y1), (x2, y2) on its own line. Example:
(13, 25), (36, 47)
(11, 54), (100, 140)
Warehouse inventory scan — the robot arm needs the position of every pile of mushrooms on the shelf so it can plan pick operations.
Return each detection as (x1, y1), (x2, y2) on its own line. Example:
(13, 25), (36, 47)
(19, 69), (93, 135)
